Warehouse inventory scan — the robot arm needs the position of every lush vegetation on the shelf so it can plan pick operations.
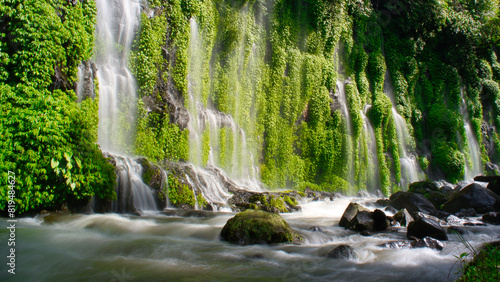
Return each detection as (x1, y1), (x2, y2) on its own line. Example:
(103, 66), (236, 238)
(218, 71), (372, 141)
(2, 0), (500, 213)
(0, 0), (116, 214)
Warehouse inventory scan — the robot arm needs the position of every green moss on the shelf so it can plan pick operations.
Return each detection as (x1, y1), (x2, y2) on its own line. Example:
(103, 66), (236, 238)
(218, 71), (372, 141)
(168, 174), (195, 208)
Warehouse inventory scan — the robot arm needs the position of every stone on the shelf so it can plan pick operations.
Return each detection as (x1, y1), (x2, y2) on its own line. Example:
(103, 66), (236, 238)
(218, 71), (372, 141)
(339, 202), (370, 228)
(410, 236), (445, 251)
(407, 217), (448, 241)
(327, 245), (358, 260)
(424, 191), (448, 209)
(340, 204), (388, 232)
(408, 181), (440, 195)
(482, 212), (500, 225)
(389, 192), (439, 216)
(455, 208), (477, 217)
(441, 183), (500, 214)
(393, 208), (414, 227)
(220, 210), (303, 245)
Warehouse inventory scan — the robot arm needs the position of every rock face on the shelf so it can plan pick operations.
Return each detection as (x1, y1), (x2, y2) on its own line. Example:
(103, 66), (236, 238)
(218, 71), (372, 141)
(389, 192), (439, 216)
(220, 210), (303, 245)
(407, 217), (448, 241)
(339, 203), (388, 232)
(441, 183), (500, 214)
(408, 181), (440, 195)
(327, 245), (358, 260)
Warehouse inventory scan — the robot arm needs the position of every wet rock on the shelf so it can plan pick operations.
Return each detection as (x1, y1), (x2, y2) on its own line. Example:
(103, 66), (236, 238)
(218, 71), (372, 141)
(379, 237), (444, 251)
(439, 185), (454, 195)
(340, 203), (388, 232)
(407, 216), (448, 241)
(389, 192), (439, 216)
(376, 199), (391, 207)
(441, 183), (500, 214)
(485, 162), (500, 176)
(384, 206), (398, 214)
(339, 202), (369, 228)
(220, 210), (303, 245)
(408, 181), (440, 195)
(424, 191), (448, 208)
(393, 208), (414, 227)
(309, 226), (322, 232)
(486, 178), (500, 196)
(360, 230), (371, 236)
(482, 212), (500, 225)
(455, 208), (477, 217)
(327, 245), (358, 260)
(410, 236), (444, 251)
(446, 215), (462, 225)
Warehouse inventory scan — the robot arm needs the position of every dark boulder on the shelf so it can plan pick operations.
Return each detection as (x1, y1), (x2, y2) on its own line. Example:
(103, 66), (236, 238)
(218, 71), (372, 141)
(389, 192), (438, 216)
(220, 210), (303, 245)
(482, 212), (500, 225)
(410, 236), (445, 251)
(327, 245), (358, 260)
(455, 208), (477, 217)
(339, 202), (369, 228)
(441, 183), (500, 214)
(487, 179), (500, 196)
(408, 181), (440, 195)
(407, 217), (448, 241)
(340, 203), (388, 232)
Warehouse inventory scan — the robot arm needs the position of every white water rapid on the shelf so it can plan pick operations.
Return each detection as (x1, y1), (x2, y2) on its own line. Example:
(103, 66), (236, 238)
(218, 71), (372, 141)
(7, 196), (500, 281)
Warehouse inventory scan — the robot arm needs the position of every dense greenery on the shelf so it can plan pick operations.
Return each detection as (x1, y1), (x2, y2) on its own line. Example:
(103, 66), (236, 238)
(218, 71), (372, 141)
(3, 0), (500, 213)
(0, 0), (116, 213)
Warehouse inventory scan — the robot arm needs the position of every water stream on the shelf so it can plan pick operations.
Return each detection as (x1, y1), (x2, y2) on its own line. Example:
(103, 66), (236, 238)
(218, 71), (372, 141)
(4, 197), (500, 281)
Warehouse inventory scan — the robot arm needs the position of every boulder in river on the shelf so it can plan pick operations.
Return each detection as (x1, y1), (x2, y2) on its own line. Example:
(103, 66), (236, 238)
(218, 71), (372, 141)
(407, 216), (448, 241)
(441, 183), (500, 214)
(380, 237), (444, 251)
(482, 212), (500, 225)
(389, 192), (439, 216)
(408, 181), (440, 195)
(327, 245), (358, 260)
(220, 209), (303, 245)
(393, 208), (414, 227)
(340, 203), (388, 232)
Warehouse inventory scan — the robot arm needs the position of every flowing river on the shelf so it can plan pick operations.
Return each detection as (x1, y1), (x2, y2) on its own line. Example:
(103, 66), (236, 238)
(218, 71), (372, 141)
(2, 196), (500, 281)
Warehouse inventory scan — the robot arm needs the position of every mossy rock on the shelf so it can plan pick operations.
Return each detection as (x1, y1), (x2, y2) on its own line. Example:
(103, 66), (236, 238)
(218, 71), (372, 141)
(220, 210), (303, 245)
(408, 181), (439, 195)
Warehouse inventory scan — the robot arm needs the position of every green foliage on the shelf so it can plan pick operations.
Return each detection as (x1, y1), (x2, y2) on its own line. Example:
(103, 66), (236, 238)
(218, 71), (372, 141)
(0, 0), (116, 214)
(433, 143), (465, 183)
(167, 174), (195, 208)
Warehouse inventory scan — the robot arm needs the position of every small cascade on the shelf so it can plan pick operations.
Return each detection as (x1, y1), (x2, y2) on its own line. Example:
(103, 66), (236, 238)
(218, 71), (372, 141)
(186, 18), (262, 195)
(383, 71), (424, 188)
(95, 0), (141, 153)
(76, 61), (96, 102)
(460, 88), (483, 179)
(361, 106), (380, 191)
(109, 155), (158, 213)
(335, 79), (355, 186)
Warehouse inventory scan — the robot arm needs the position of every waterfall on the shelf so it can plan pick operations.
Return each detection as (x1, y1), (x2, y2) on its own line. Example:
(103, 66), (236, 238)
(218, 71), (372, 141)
(92, 0), (158, 212)
(460, 88), (483, 179)
(383, 71), (424, 188)
(361, 106), (380, 191)
(186, 18), (262, 199)
(95, 0), (141, 154)
(335, 79), (355, 186)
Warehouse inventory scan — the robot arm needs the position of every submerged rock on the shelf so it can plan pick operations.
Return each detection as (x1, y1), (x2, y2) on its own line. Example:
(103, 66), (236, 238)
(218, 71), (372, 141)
(220, 210), (303, 245)
(441, 183), (500, 214)
(339, 202), (369, 228)
(379, 237), (444, 251)
(327, 245), (358, 260)
(407, 216), (448, 241)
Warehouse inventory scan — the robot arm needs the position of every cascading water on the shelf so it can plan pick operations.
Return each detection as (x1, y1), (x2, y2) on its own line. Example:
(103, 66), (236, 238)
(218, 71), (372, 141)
(460, 87), (483, 180)
(111, 156), (158, 213)
(361, 106), (380, 191)
(95, 0), (140, 153)
(383, 71), (424, 189)
(92, 0), (158, 211)
(335, 79), (355, 186)
(186, 18), (262, 206)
